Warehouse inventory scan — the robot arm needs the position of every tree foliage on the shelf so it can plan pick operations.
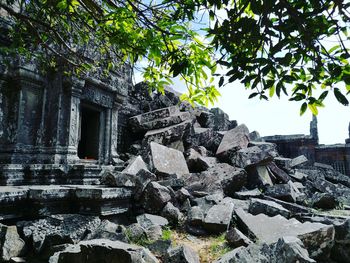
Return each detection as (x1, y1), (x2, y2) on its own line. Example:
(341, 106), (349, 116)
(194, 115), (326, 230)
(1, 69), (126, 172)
(1, 0), (350, 113)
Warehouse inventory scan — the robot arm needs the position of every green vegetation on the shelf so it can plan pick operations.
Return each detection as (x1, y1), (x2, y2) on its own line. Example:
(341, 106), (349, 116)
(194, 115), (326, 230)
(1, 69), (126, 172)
(1, 0), (350, 112)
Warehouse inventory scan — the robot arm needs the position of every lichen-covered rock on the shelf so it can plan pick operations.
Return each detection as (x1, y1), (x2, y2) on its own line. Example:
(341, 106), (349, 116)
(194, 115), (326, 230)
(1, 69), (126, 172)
(136, 214), (169, 230)
(20, 214), (101, 253)
(0, 224), (25, 262)
(149, 142), (189, 178)
(203, 203), (234, 233)
(122, 155), (148, 175)
(216, 124), (250, 160)
(140, 182), (172, 213)
(233, 142), (278, 168)
(225, 227), (252, 248)
(84, 220), (128, 242)
(248, 198), (291, 218)
(161, 202), (184, 225)
(49, 239), (158, 263)
(165, 245), (200, 263)
(183, 163), (246, 195)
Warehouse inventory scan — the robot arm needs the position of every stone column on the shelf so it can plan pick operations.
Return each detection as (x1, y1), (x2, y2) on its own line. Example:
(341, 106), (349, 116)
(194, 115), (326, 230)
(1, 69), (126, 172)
(65, 79), (83, 164)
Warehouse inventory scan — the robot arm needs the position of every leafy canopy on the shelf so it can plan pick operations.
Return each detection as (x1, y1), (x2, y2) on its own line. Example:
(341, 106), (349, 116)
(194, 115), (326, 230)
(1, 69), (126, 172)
(1, 0), (350, 114)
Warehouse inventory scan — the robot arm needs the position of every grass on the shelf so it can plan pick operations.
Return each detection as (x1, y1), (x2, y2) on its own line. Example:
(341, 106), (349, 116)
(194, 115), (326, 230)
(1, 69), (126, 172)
(127, 227), (232, 262)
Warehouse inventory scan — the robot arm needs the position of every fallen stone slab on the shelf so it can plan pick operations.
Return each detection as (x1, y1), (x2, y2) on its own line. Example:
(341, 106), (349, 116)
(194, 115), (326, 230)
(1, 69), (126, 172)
(165, 245), (200, 263)
(248, 198), (290, 218)
(149, 142), (189, 178)
(49, 239), (158, 263)
(290, 155), (309, 168)
(100, 171), (136, 187)
(84, 220), (128, 242)
(215, 236), (315, 263)
(144, 120), (193, 148)
(235, 208), (334, 258)
(136, 214), (169, 230)
(264, 183), (298, 203)
(183, 163), (246, 195)
(122, 155), (148, 175)
(310, 192), (338, 210)
(203, 202), (234, 233)
(267, 162), (291, 183)
(185, 148), (217, 172)
(225, 227), (252, 248)
(131, 111), (191, 132)
(246, 165), (273, 188)
(129, 106), (180, 131)
(233, 142), (278, 168)
(0, 224), (25, 262)
(189, 127), (223, 153)
(20, 214), (101, 253)
(216, 124), (250, 160)
(234, 189), (262, 200)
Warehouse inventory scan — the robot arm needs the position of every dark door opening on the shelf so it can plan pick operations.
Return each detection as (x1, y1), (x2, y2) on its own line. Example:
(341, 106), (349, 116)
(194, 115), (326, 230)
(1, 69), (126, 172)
(78, 105), (100, 160)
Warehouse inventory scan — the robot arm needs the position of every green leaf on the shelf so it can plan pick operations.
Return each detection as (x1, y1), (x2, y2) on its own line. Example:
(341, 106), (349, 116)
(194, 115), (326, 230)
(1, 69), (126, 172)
(218, 76), (224, 87)
(300, 102), (307, 116)
(308, 103), (318, 115)
(334, 88), (349, 106)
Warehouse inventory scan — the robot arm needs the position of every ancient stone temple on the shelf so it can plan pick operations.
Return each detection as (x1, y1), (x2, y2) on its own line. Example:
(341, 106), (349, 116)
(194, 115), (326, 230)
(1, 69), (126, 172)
(0, 19), (132, 185)
(264, 116), (350, 176)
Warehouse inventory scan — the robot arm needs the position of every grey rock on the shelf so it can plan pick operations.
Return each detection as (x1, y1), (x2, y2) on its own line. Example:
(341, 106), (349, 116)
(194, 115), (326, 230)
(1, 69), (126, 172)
(49, 239), (158, 263)
(175, 188), (191, 203)
(248, 198), (290, 218)
(84, 220), (128, 242)
(331, 219), (350, 262)
(0, 224), (25, 262)
(161, 202), (184, 225)
(21, 214), (101, 253)
(251, 165), (274, 188)
(290, 155), (309, 168)
(189, 127), (223, 153)
(136, 214), (169, 230)
(165, 245), (200, 263)
(249, 131), (261, 141)
(235, 208), (334, 258)
(149, 142), (189, 178)
(234, 189), (262, 200)
(122, 155), (148, 175)
(310, 192), (338, 210)
(274, 157), (292, 171)
(129, 106), (181, 132)
(158, 178), (185, 190)
(267, 162), (291, 183)
(203, 203), (234, 233)
(100, 170), (136, 187)
(185, 148), (217, 172)
(215, 236), (315, 263)
(192, 193), (224, 213)
(126, 223), (147, 242)
(271, 236), (316, 263)
(134, 169), (157, 200)
(141, 182), (172, 213)
(144, 120), (194, 149)
(145, 225), (163, 241)
(225, 227), (252, 248)
(216, 124), (250, 160)
(187, 206), (204, 226)
(147, 240), (172, 258)
(264, 183), (297, 203)
(233, 142), (277, 168)
(183, 163), (246, 195)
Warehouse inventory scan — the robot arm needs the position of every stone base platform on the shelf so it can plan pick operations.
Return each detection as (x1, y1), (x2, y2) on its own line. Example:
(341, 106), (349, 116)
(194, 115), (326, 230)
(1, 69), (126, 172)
(0, 185), (133, 220)
(0, 163), (124, 186)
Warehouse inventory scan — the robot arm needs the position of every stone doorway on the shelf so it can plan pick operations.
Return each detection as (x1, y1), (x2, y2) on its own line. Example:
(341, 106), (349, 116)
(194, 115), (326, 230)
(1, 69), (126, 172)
(78, 104), (101, 160)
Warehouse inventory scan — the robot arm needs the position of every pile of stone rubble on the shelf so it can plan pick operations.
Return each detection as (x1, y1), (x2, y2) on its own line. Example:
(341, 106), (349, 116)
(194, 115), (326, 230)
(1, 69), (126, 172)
(1, 85), (350, 263)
